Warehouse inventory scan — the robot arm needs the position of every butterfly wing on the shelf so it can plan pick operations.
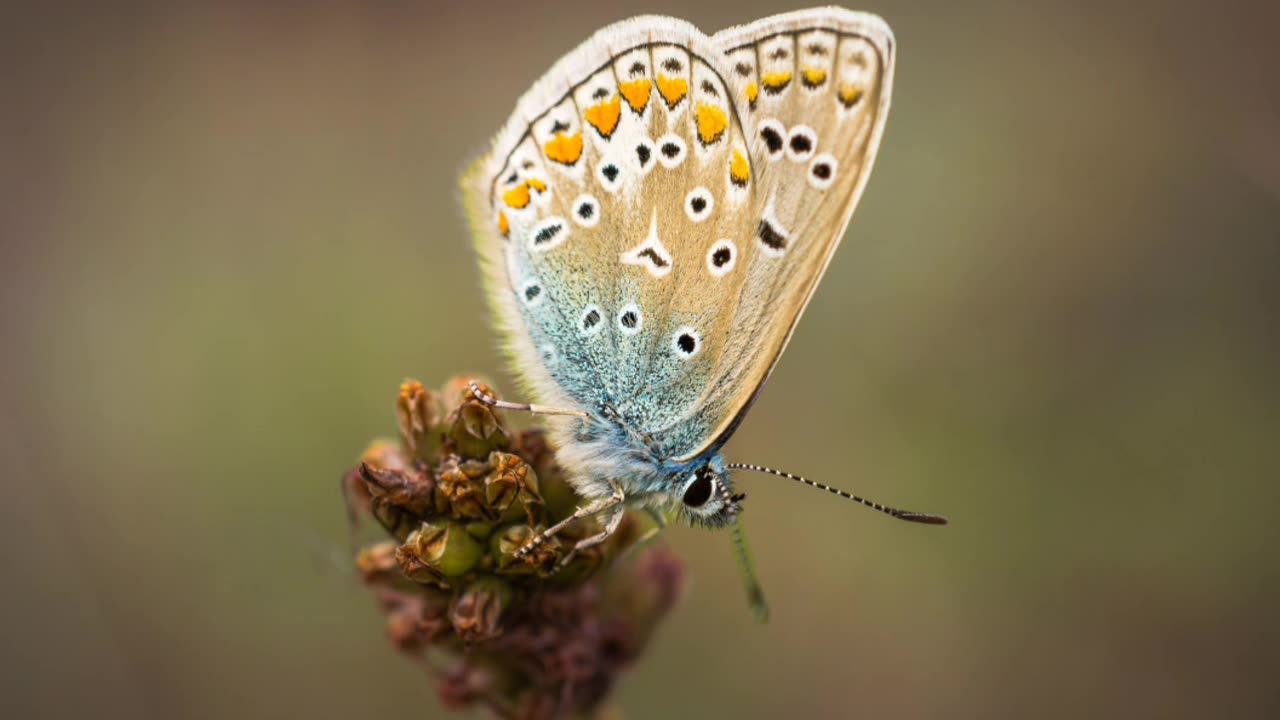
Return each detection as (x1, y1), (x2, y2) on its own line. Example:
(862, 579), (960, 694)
(462, 17), (759, 435)
(461, 9), (893, 469)
(658, 9), (895, 461)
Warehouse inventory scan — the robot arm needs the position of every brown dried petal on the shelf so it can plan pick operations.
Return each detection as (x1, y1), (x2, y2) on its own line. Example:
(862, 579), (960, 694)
(436, 456), (490, 520)
(397, 520), (483, 582)
(449, 577), (512, 644)
(486, 451), (543, 524)
(397, 380), (443, 462)
(444, 381), (509, 459)
(356, 541), (400, 583)
(359, 462), (437, 516)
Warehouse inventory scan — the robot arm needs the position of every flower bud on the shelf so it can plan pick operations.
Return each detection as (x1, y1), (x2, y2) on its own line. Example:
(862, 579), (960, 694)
(397, 380), (444, 463)
(444, 380), (509, 459)
(382, 585), (452, 652)
(490, 523), (561, 578)
(436, 456), (489, 520)
(485, 451), (543, 524)
(397, 520), (483, 582)
(359, 462), (437, 517)
(449, 577), (513, 644)
(356, 541), (401, 584)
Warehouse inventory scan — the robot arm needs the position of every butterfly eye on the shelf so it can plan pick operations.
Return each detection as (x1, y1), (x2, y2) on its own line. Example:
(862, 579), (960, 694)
(684, 187), (714, 223)
(682, 470), (714, 508)
(808, 153), (838, 190)
(786, 125), (817, 162)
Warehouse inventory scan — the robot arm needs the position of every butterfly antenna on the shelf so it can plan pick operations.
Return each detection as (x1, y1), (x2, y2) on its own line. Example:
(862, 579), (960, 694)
(730, 514), (770, 623)
(727, 463), (949, 525)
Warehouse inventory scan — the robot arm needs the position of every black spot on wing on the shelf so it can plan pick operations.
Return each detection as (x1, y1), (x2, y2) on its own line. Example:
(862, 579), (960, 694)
(758, 219), (787, 251)
(533, 222), (564, 246)
(677, 333), (696, 354)
(637, 248), (669, 268)
(760, 127), (783, 154)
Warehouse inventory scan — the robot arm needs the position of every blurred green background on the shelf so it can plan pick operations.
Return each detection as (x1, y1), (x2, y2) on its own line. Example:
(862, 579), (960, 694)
(4, 1), (1278, 718)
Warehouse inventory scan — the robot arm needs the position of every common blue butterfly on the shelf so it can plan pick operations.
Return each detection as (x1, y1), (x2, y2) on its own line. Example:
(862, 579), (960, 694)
(461, 8), (946, 618)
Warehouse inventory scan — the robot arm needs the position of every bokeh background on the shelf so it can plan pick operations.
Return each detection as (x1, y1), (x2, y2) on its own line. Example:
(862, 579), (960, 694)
(4, 1), (1279, 717)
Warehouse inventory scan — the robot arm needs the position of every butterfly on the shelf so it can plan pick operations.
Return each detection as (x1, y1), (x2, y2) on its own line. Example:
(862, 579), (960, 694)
(461, 7), (946, 619)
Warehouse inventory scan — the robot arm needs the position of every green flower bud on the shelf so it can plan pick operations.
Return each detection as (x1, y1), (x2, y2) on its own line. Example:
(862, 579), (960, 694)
(490, 523), (560, 578)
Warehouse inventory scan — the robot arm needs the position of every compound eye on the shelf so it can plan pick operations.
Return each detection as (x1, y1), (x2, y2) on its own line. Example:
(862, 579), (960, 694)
(682, 470), (714, 508)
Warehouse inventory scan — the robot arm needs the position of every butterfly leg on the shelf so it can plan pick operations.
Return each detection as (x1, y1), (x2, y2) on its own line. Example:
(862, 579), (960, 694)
(515, 480), (626, 561)
(556, 505), (626, 568)
(468, 380), (588, 418)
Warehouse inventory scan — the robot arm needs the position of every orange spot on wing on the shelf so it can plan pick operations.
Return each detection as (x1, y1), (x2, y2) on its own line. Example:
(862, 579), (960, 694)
(745, 81), (759, 107)
(544, 132), (584, 165)
(656, 74), (688, 108)
(503, 183), (530, 209)
(761, 71), (792, 92)
(618, 79), (652, 113)
(584, 96), (621, 138)
(526, 177), (547, 192)
(498, 211), (509, 237)
(729, 149), (750, 187)
(801, 67), (827, 87)
(838, 85), (864, 108)
(695, 103), (728, 145)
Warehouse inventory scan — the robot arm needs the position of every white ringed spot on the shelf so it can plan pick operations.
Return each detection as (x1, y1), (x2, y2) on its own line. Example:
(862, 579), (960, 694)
(707, 239), (737, 277)
(685, 187), (714, 223)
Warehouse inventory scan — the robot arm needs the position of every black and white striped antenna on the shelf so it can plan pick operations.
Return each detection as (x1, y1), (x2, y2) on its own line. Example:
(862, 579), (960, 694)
(727, 463), (949, 525)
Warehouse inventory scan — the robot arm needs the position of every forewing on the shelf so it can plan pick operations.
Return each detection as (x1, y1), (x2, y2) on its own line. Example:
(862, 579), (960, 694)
(461, 10), (893, 463)
(462, 17), (758, 428)
(661, 9), (895, 460)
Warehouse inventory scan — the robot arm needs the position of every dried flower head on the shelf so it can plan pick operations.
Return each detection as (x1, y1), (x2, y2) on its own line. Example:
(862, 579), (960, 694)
(345, 376), (685, 719)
